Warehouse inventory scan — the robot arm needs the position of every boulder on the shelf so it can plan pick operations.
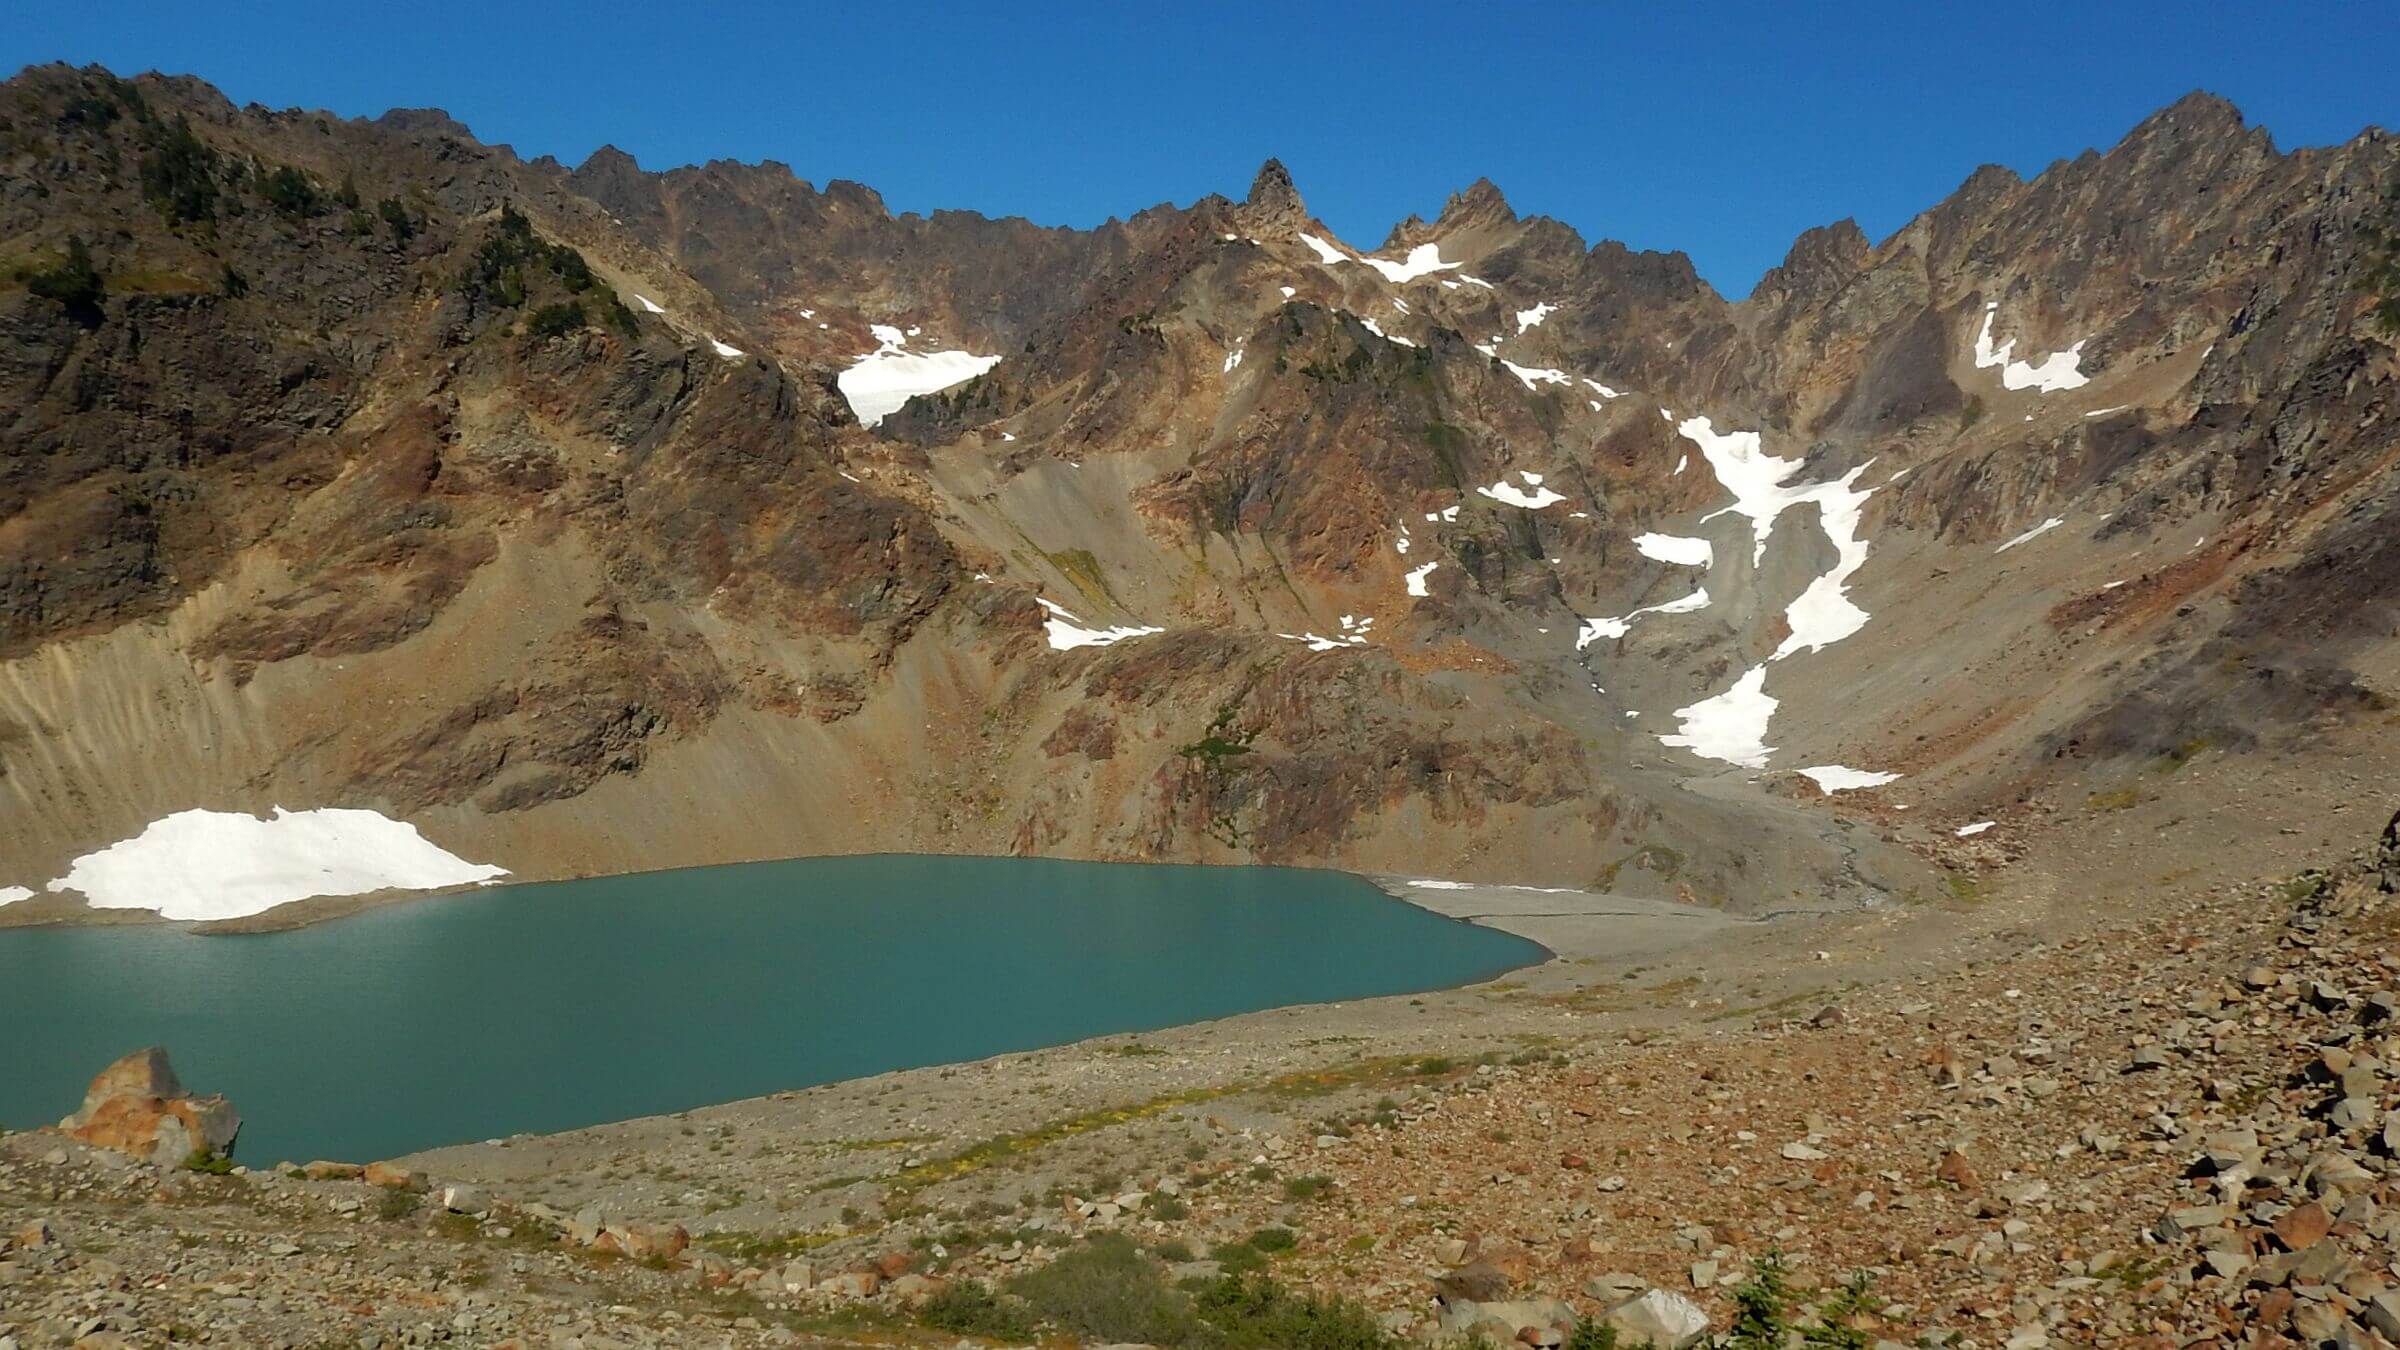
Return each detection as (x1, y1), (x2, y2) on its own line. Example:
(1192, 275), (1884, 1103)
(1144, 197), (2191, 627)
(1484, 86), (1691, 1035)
(59, 1048), (240, 1168)
(439, 1184), (492, 1216)
(300, 1161), (363, 1181)
(1600, 1288), (1712, 1348)
(1436, 1296), (1575, 1341)
(601, 1222), (688, 1261)
(363, 1162), (425, 1192)
(884, 1272), (946, 1304)
(1434, 1259), (1513, 1303)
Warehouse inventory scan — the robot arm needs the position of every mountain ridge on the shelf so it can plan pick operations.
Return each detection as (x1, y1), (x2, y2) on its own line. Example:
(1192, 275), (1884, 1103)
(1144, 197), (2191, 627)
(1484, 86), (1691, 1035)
(0, 62), (2395, 932)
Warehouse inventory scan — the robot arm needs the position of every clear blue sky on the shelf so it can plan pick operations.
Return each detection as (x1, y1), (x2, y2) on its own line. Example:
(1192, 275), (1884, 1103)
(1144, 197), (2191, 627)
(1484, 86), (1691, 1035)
(9, 1), (2396, 296)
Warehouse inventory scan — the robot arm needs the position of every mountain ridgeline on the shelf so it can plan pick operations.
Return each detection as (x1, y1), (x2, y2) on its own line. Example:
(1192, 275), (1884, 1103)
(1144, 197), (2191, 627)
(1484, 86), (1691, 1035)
(1, 63), (2395, 921)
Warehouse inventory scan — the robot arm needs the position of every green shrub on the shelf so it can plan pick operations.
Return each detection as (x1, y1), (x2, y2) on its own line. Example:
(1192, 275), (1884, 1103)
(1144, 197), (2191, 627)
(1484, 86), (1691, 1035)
(917, 1278), (1038, 1340)
(1146, 1192), (1190, 1220)
(375, 1189), (421, 1221)
(181, 1148), (235, 1175)
(1006, 1233), (1197, 1345)
(138, 117), (218, 224)
(378, 198), (415, 242)
(1246, 1225), (1296, 1253)
(1192, 1271), (1394, 1349)
(528, 301), (584, 338)
(260, 165), (320, 217)
(1563, 1321), (1623, 1349)
(1212, 1238), (1268, 1275)
(26, 236), (104, 325)
(1282, 1174), (1334, 1202)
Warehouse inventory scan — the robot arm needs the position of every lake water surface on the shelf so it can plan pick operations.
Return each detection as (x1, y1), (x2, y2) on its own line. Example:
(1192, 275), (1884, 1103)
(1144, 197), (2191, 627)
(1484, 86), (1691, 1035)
(1, 855), (1541, 1164)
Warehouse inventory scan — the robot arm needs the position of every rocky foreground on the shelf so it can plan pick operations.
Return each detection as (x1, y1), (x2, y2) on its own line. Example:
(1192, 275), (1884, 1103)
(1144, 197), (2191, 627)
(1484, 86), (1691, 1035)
(9, 832), (2400, 1348)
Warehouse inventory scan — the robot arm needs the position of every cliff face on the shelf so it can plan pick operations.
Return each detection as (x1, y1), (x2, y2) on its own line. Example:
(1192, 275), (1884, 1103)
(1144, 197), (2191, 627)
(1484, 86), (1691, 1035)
(2, 65), (2395, 920)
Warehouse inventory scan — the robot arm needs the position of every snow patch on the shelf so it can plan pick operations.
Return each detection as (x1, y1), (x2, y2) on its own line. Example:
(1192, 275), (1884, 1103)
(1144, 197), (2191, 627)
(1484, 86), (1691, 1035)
(1581, 378), (1621, 399)
(1299, 233), (1349, 266)
(44, 807), (507, 923)
(837, 325), (1003, 426)
(1223, 343), (1244, 373)
(1658, 665), (1777, 769)
(1798, 765), (1901, 792)
(1473, 344), (1573, 390)
(709, 338), (744, 358)
(1514, 302), (1556, 332)
(1037, 599), (1162, 651)
(1285, 614), (1376, 651)
(631, 293), (665, 314)
(1994, 516), (2065, 554)
(0, 885), (32, 908)
(1634, 533), (1713, 567)
(1955, 821), (1995, 837)
(1357, 243), (1460, 284)
(1405, 561), (1439, 597)
(1973, 304), (2089, 393)
(1676, 417), (1879, 658)
(1575, 588), (1709, 648)
(2084, 405), (2128, 418)
(1476, 473), (1566, 510)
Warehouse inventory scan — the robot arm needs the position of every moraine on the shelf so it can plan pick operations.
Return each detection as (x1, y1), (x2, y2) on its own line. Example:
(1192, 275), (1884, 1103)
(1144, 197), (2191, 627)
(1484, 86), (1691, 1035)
(0, 855), (1540, 1165)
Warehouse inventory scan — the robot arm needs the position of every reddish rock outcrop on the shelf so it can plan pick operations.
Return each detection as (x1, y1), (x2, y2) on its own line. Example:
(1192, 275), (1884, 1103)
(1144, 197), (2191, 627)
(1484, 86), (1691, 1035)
(60, 1047), (240, 1167)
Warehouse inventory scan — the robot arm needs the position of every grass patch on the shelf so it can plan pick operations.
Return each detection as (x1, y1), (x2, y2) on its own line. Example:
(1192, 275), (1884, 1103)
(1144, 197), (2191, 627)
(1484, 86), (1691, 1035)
(696, 1229), (845, 1264)
(2087, 787), (2143, 812)
(1040, 546), (1118, 609)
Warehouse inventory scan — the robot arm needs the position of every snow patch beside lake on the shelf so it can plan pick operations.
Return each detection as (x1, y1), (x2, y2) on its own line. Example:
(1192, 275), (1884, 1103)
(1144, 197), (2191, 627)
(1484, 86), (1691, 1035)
(0, 885), (32, 908)
(1974, 304), (2088, 393)
(1037, 599), (1162, 651)
(1798, 765), (1901, 792)
(44, 807), (508, 923)
(838, 325), (1003, 426)
(1658, 665), (1777, 770)
(1634, 533), (1713, 567)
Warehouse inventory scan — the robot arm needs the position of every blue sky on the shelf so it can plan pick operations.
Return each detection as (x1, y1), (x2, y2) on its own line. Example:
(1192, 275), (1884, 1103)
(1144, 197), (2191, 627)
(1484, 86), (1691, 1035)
(9, 2), (2396, 296)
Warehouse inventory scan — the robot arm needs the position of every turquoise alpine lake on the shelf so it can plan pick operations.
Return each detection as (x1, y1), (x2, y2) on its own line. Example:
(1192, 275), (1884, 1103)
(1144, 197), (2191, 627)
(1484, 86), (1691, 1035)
(0, 855), (1542, 1165)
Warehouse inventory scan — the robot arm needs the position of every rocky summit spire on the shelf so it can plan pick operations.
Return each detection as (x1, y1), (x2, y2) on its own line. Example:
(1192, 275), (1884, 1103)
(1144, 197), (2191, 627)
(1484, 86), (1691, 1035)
(1242, 158), (1308, 229)
(1437, 177), (1515, 230)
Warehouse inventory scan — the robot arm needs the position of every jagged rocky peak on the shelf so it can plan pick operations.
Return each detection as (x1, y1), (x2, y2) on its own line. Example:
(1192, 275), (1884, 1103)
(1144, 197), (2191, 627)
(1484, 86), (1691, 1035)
(1438, 176), (1516, 230)
(1239, 157), (1308, 230)
(375, 107), (476, 140)
(1753, 218), (1870, 308)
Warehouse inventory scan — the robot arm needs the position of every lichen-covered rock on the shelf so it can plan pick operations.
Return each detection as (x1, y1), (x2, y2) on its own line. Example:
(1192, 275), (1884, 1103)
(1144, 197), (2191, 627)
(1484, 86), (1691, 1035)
(59, 1048), (239, 1167)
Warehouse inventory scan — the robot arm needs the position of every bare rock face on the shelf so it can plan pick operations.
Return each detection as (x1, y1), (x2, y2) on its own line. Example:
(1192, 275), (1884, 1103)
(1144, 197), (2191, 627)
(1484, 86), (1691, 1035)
(61, 1047), (240, 1167)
